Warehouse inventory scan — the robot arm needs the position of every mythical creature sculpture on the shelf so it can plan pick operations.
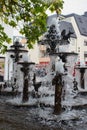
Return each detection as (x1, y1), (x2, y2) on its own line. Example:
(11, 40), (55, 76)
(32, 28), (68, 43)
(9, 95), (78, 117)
(61, 29), (74, 43)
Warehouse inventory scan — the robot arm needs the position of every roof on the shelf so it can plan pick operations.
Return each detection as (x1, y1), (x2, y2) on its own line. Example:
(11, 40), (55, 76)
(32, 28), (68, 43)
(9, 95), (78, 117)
(47, 14), (77, 38)
(64, 12), (87, 37)
(59, 21), (77, 38)
(74, 14), (87, 36)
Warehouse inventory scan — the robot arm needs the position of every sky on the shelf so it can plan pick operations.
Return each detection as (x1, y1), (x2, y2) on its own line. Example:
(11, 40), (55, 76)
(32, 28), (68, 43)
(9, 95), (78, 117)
(62, 0), (87, 15)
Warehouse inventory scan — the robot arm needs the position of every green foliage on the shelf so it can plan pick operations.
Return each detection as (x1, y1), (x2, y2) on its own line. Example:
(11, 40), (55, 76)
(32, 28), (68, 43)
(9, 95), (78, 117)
(49, 0), (64, 14)
(0, 24), (11, 53)
(9, 20), (17, 27)
(0, 0), (64, 52)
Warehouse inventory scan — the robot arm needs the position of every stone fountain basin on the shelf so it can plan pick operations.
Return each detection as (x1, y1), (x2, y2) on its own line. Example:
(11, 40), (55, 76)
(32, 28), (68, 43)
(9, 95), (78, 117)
(4, 91), (87, 123)
(62, 95), (87, 110)
(5, 91), (87, 110)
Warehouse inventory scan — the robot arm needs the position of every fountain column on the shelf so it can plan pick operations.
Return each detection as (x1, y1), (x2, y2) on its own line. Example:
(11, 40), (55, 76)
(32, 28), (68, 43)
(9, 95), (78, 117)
(18, 62), (35, 102)
(7, 40), (28, 89)
(80, 68), (85, 89)
(38, 16), (77, 114)
(75, 66), (87, 89)
(52, 73), (63, 114)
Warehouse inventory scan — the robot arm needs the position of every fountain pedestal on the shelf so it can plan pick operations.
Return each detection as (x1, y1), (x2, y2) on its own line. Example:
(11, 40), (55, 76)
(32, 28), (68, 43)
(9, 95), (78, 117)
(52, 73), (63, 114)
(18, 62), (35, 102)
(38, 21), (78, 114)
(51, 52), (78, 114)
(80, 68), (85, 89)
(6, 41), (28, 89)
(75, 66), (87, 89)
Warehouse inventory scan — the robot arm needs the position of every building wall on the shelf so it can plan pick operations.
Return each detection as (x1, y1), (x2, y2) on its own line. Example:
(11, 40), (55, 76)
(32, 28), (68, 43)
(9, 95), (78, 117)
(4, 53), (13, 81)
(63, 16), (87, 63)
(2, 14), (87, 82)
(81, 35), (87, 62)
(29, 43), (40, 64)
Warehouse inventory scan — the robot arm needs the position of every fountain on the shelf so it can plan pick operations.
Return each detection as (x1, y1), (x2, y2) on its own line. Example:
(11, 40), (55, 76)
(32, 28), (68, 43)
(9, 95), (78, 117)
(5, 40), (35, 102)
(73, 78), (78, 91)
(7, 40), (28, 62)
(6, 40), (28, 92)
(4, 15), (87, 130)
(75, 63), (87, 92)
(18, 61), (35, 103)
(33, 73), (42, 93)
(38, 16), (78, 114)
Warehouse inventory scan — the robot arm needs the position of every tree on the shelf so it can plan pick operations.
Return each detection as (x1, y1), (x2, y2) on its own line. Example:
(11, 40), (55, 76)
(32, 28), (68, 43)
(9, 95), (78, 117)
(0, 0), (64, 53)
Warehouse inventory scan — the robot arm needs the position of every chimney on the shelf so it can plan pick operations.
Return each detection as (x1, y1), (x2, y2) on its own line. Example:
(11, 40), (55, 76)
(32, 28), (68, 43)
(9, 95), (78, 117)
(83, 12), (87, 17)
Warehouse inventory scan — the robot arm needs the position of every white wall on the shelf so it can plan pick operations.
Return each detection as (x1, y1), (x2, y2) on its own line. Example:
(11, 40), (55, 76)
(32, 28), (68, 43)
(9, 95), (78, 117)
(4, 53), (13, 81)
(29, 43), (40, 64)
(63, 16), (87, 63)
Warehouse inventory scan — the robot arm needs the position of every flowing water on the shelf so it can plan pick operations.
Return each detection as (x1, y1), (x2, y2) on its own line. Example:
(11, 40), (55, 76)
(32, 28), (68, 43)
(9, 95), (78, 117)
(1, 95), (87, 130)
(0, 52), (86, 130)
(0, 96), (51, 130)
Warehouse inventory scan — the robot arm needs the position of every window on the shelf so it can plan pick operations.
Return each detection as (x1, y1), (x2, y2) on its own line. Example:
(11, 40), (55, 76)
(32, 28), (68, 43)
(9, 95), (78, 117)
(84, 54), (87, 57)
(71, 38), (75, 46)
(84, 40), (87, 46)
(84, 51), (87, 58)
(78, 47), (80, 52)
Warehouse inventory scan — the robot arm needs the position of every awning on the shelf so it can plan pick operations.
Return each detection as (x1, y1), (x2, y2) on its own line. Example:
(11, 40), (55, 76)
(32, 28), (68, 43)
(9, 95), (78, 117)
(39, 57), (50, 65)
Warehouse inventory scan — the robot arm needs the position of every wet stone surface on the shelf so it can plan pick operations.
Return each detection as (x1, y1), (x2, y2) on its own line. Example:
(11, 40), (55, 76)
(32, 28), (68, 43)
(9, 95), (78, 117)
(0, 95), (87, 130)
(0, 96), (59, 130)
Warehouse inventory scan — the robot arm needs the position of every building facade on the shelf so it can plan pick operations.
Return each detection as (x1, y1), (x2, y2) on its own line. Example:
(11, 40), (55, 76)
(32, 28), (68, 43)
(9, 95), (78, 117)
(39, 12), (87, 65)
(1, 12), (87, 82)
(62, 12), (87, 64)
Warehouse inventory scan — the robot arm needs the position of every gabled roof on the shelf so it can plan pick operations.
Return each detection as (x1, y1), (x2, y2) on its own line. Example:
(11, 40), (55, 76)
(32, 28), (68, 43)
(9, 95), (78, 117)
(64, 12), (87, 37)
